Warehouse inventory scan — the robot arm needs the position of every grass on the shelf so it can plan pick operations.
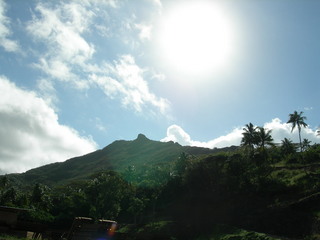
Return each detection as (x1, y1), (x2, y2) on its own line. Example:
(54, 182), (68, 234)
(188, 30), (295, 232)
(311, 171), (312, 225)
(272, 168), (307, 186)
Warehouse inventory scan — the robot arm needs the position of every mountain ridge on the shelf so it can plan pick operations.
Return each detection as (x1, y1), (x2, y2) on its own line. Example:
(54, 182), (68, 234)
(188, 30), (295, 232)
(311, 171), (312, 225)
(7, 134), (238, 186)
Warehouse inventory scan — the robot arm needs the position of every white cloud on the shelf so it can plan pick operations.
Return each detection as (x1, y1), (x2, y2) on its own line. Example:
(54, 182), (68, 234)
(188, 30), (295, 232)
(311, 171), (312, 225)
(0, 0), (20, 52)
(304, 106), (313, 111)
(162, 118), (320, 149)
(264, 118), (320, 144)
(0, 76), (97, 174)
(90, 55), (170, 114)
(147, 0), (162, 8)
(91, 117), (107, 132)
(27, 1), (95, 86)
(26, 1), (170, 116)
(151, 71), (166, 81)
(135, 23), (152, 41)
(35, 58), (75, 83)
(161, 125), (242, 148)
(161, 125), (193, 146)
(88, 0), (119, 8)
(36, 78), (58, 108)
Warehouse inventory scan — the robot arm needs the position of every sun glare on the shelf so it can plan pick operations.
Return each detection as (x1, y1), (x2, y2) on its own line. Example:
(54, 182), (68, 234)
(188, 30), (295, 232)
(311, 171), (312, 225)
(157, 1), (236, 77)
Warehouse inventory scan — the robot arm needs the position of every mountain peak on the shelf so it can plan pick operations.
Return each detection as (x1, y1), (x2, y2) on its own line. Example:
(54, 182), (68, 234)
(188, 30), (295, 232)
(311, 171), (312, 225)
(136, 133), (148, 141)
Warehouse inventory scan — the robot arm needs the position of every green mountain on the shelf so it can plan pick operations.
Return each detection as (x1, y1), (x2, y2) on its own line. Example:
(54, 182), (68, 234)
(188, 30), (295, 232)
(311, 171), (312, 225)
(11, 134), (237, 186)
(2, 134), (320, 239)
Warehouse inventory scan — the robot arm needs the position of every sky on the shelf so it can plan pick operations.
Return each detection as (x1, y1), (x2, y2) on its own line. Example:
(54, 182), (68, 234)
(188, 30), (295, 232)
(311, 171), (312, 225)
(0, 0), (319, 174)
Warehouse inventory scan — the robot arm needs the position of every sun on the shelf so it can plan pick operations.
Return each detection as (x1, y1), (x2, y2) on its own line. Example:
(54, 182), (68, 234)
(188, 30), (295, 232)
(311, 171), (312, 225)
(157, 1), (236, 77)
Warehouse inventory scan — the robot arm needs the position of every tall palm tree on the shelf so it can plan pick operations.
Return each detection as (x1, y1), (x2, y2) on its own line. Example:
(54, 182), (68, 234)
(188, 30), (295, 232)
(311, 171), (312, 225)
(287, 111), (307, 152)
(241, 123), (258, 152)
(256, 127), (274, 152)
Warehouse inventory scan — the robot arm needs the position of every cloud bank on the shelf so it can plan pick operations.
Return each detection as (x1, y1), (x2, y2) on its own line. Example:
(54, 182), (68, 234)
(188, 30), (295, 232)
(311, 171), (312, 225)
(0, 76), (97, 174)
(162, 119), (320, 148)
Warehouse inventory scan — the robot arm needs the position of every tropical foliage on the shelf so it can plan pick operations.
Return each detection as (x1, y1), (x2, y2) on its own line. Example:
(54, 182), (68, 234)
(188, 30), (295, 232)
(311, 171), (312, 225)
(241, 123), (274, 159)
(1, 112), (320, 239)
(281, 138), (296, 155)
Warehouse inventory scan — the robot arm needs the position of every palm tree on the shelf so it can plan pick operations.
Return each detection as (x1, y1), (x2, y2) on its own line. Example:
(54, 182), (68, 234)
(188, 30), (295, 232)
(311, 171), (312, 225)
(287, 111), (307, 152)
(241, 123), (259, 153)
(302, 138), (311, 151)
(281, 138), (296, 155)
(256, 127), (274, 152)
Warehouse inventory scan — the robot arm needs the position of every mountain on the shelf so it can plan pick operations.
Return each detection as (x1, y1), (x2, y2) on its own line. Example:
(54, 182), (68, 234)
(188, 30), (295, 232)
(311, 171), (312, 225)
(8, 134), (237, 186)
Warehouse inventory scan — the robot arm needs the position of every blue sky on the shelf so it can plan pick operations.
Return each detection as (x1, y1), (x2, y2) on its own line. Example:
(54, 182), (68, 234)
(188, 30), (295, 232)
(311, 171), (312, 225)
(0, 0), (319, 174)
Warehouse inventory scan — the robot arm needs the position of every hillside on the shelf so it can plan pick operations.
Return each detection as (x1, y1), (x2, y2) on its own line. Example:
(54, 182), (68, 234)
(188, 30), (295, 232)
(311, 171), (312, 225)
(1, 136), (320, 239)
(9, 134), (236, 186)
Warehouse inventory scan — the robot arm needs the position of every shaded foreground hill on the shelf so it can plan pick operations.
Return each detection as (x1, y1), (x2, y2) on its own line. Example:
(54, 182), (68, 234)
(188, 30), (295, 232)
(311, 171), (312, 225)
(10, 134), (237, 186)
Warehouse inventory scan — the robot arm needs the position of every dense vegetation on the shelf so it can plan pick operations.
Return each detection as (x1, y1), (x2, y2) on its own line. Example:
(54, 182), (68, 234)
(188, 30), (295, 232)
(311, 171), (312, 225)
(1, 112), (320, 239)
